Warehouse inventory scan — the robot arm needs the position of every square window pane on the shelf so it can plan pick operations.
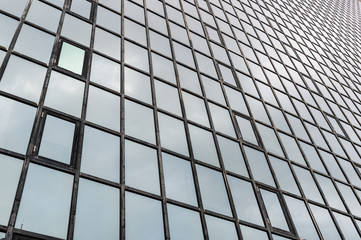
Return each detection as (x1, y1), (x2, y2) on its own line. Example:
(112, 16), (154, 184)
(124, 67), (152, 103)
(58, 42), (85, 75)
(94, 27), (121, 60)
(0, 13), (19, 47)
(86, 86), (120, 131)
(74, 178), (119, 240)
(81, 126), (120, 182)
(26, 0), (61, 32)
(61, 14), (92, 46)
(44, 71), (85, 117)
(0, 55), (47, 103)
(15, 164), (73, 239)
(38, 115), (75, 164)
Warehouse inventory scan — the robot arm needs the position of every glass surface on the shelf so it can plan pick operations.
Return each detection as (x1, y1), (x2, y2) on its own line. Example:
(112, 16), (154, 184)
(124, 100), (155, 144)
(38, 116), (74, 164)
(26, 0), (61, 32)
(206, 215), (238, 240)
(267, 105), (291, 133)
(284, 196), (320, 240)
(0, 55), (47, 103)
(44, 71), (84, 117)
(269, 156), (300, 195)
(74, 178), (119, 240)
(243, 146), (275, 186)
(71, 0), (91, 18)
(124, 41), (148, 72)
(0, 96), (36, 154)
(310, 204), (342, 240)
(299, 141), (327, 173)
(124, 67), (151, 103)
(15, 164), (73, 239)
(246, 96), (271, 124)
(125, 192), (164, 240)
(293, 166), (324, 203)
(279, 133), (306, 165)
(124, 19), (146, 46)
(154, 80), (182, 116)
(0, 0), (28, 16)
(209, 103), (236, 138)
(86, 86), (120, 131)
(228, 175), (264, 225)
(152, 53), (176, 83)
(167, 204), (203, 240)
(319, 150), (346, 181)
(97, 5), (121, 34)
(336, 182), (361, 217)
(315, 174), (346, 211)
(196, 165), (232, 216)
(91, 53), (120, 92)
(183, 92), (210, 127)
(236, 116), (258, 145)
(224, 86), (249, 115)
(195, 52), (217, 77)
(188, 125), (219, 166)
(149, 30), (171, 57)
(333, 212), (361, 240)
(58, 42), (85, 75)
(61, 14), (92, 46)
(14, 24), (54, 63)
(256, 123), (284, 157)
(98, 0), (120, 12)
(163, 153), (197, 205)
(158, 113), (188, 156)
(260, 189), (289, 231)
(125, 140), (159, 194)
(202, 76), (226, 105)
(240, 225), (268, 240)
(81, 126), (120, 182)
(94, 27), (121, 60)
(178, 64), (201, 94)
(217, 135), (248, 177)
(0, 155), (22, 225)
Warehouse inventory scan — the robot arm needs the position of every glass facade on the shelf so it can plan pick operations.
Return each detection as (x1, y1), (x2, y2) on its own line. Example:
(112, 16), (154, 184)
(0, 0), (360, 239)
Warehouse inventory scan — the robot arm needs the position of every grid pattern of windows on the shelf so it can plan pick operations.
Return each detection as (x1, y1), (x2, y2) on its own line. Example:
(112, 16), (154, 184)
(0, 0), (361, 239)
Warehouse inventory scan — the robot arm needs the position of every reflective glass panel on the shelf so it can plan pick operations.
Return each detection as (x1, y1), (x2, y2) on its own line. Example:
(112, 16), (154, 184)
(310, 204), (341, 240)
(81, 126), (120, 182)
(97, 5), (121, 34)
(94, 27), (121, 60)
(183, 92), (210, 127)
(240, 225), (268, 240)
(124, 67), (151, 103)
(155, 80), (182, 116)
(15, 164), (73, 239)
(91, 53), (121, 92)
(206, 215), (238, 240)
(58, 42), (85, 75)
(61, 14), (92, 46)
(26, 0), (61, 32)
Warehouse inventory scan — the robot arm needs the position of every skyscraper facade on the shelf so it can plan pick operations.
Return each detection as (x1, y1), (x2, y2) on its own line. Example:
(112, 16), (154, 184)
(0, 0), (361, 239)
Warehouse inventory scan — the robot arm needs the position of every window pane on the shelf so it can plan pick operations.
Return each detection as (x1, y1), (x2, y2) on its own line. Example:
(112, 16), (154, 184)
(269, 156), (300, 195)
(293, 166), (324, 203)
(310, 204), (341, 240)
(206, 215), (238, 240)
(236, 116), (258, 145)
(0, 96), (36, 154)
(26, 0), (61, 32)
(243, 146), (275, 186)
(125, 192), (164, 240)
(0, 55), (47, 103)
(256, 123), (284, 157)
(178, 64), (201, 94)
(70, 0), (91, 18)
(124, 67), (151, 103)
(279, 133), (306, 165)
(61, 14), (91, 46)
(158, 113), (188, 156)
(188, 125), (219, 166)
(58, 42), (85, 75)
(196, 165), (232, 216)
(15, 164), (73, 239)
(45, 71), (84, 117)
(228, 176), (264, 225)
(94, 27), (121, 60)
(74, 178), (119, 240)
(163, 153), (197, 206)
(217, 135), (248, 177)
(0, 0), (28, 16)
(284, 196), (320, 240)
(183, 92), (210, 127)
(0, 155), (22, 225)
(125, 140), (159, 195)
(124, 100), (155, 144)
(224, 86), (249, 115)
(97, 6), (121, 34)
(209, 103), (236, 138)
(86, 86), (120, 131)
(260, 189), (289, 231)
(124, 19), (146, 46)
(202, 76), (226, 105)
(38, 115), (74, 164)
(333, 212), (361, 240)
(167, 204), (203, 240)
(14, 24), (54, 63)
(154, 80), (182, 116)
(124, 41), (148, 72)
(90, 53), (121, 92)
(240, 225), (268, 240)
(81, 126), (120, 182)
(152, 53), (176, 83)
